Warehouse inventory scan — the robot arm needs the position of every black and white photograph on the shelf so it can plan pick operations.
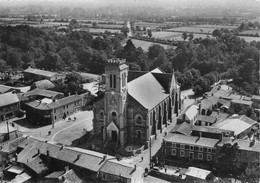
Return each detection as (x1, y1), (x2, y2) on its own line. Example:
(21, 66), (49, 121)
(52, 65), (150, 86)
(0, 0), (259, 182)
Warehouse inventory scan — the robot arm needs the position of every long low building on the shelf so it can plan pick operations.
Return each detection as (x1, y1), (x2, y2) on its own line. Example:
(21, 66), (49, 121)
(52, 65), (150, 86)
(9, 137), (144, 183)
(24, 94), (83, 125)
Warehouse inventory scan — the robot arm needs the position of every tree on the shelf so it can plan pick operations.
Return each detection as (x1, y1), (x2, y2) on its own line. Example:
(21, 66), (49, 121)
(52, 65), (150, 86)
(128, 62), (141, 71)
(182, 32), (188, 40)
(212, 29), (222, 38)
(121, 27), (129, 37)
(215, 143), (240, 176)
(69, 19), (79, 29)
(92, 22), (98, 28)
(147, 29), (153, 38)
(188, 33), (194, 40)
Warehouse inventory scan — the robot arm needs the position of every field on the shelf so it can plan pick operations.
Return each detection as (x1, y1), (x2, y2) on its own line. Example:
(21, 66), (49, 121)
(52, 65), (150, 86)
(123, 39), (174, 51)
(167, 26), (216, 34)
(240, 29), (260, 35)
(195, 24), (238, 29)
(238, 36), (260, 42)
(88, 28), (121, 33)
(151, 31), (212, 41)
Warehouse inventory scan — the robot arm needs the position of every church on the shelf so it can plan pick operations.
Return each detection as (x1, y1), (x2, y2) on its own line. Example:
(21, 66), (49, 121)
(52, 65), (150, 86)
(93, 58), (182, 148)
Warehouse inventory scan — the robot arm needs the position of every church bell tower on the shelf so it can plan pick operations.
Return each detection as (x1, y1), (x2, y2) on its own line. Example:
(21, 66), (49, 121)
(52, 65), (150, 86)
(103, 58), (129, 147)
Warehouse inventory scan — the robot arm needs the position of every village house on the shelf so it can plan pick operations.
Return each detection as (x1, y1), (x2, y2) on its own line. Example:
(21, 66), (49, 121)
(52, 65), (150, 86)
(93, 58), (181, 148)
(6, 137), (144, 183)
(23, 67), (66, 83)
(0, 84), (20, 94)
(177, 105), (199, 125)
(0, 92), (21, 122)
(24, 94), (83, 125)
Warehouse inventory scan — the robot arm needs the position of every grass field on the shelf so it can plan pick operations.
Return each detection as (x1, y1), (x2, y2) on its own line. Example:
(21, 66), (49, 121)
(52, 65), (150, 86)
(151, 31), (212, 41)
(195, 24), (238, 29)
(238, 36), (260, 42)
(123, 39), (174, 51)
(89, 28), (121, 33)
(240, 29), (260, 35)
(167, 26), (216, 34)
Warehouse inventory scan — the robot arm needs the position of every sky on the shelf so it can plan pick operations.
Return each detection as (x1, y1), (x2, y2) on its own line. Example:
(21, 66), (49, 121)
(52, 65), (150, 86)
(0, 0), (259, 8)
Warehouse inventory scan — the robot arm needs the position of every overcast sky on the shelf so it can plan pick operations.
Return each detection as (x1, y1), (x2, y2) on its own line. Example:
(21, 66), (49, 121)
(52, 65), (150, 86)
(0, 0), (259, 8)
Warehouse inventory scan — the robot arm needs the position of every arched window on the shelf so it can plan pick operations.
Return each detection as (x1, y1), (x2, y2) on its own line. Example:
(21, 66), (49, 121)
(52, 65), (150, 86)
(99, 110), (104, 120)
(137, 130), (142, 139)
(110, 74), (113, 88)
(111, 111), (117, 123)
(113, 75), (116, 88)
(135, 114), (143, 125)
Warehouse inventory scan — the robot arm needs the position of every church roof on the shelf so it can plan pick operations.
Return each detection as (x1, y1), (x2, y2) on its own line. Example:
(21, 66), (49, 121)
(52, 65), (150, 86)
(128, 72), (169, 110)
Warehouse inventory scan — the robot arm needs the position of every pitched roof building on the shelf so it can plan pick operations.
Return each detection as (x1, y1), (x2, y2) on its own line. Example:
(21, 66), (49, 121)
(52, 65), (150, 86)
(93, 58), (181, 148)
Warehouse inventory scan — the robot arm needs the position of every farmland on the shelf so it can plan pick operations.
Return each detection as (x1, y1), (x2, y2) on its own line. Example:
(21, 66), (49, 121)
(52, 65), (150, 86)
(151, 31), (212, 41)
(239, 29), (260, 36)
(123, 39), (174, 51)
(238, 36), (260, 42)
(88, 28), (121, 33)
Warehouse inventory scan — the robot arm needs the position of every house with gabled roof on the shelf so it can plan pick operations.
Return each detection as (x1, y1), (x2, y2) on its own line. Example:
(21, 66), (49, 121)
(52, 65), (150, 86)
(93, 58), (181, 148)
(0, 92), (21, 122)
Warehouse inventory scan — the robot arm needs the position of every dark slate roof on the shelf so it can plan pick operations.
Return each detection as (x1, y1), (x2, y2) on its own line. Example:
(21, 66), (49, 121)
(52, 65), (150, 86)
(0, 92), (19, 107)
(99, 159), (136, 179)
(127, 71), (148, 82)
(197, 115), (217, 124)
(171, 122), (192, 136)
(164, 133), (219, 148)
(128, 72), (169, 110)
(25, 95), (82, 110)
(24, 68), (57, 77)
(152, 73), (172, 93)
(201, 96), (218, 110)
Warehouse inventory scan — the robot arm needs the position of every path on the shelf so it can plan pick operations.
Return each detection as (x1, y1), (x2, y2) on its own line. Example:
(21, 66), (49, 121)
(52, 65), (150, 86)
(50, 115), (92, 142)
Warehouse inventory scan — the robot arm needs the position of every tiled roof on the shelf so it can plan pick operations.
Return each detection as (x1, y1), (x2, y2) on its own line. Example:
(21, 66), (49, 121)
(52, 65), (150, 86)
(213, 115), (257, 135)
(184, 105), (199, 121)
(201, 96), (218, 110)
(31, 79), (55, 90)
(62, 169), (83, 183)
(24, 68), (58, 77)
(218, 98), (229, 105)
(26, 156), (48, 175)
(192, 125), (231, 134)
(25, 95), (82, 110)
(100, 159), (137, 179)
(0, 92), (19, 107)
(0, 84), (15, 94)
(171, 122), (192, 136)
(231, 99), (252, 106)
(45, 171), (64, 179)
(197, 115), (217, 124)
(22, 88), (64, 99)
(218, 138), (260, 152)
(0, 136), (26, 153)
(210, 112), (229, 121)
(252, 95), (260, 101)
(164, 133), (219, 148)
(128, 72), (169, 110)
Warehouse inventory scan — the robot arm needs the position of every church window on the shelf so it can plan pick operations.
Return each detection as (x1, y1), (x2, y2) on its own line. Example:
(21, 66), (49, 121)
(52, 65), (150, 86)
(135, 115), (143, 125)
(111, 111), (117, 123)
(100, 111), (104, 120)
(137, 130), (142, 139)
(113, 75), (116, 88)
(110, 74), (113, 88)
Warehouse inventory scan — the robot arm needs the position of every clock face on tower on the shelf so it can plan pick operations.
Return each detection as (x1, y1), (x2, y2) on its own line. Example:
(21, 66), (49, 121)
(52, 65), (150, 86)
(109, 95), (117, 106)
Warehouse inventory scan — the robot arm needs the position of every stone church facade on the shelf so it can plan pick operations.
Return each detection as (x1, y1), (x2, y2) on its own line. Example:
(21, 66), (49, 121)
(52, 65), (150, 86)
(93, 58), (182, 147)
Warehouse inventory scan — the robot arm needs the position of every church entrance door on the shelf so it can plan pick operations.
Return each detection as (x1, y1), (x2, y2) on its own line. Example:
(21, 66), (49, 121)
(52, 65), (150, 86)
(111, 130), (117, 142)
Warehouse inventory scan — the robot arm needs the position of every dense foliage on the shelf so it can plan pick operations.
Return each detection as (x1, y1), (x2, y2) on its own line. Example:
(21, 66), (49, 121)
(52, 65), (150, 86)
(0, 25), (259, 95)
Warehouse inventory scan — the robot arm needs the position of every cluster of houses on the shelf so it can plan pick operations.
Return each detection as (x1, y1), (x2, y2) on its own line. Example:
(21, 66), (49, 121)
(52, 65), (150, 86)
(161, 84), (260, 170)
(0, 136), (144, 183)
(0, 67), (92, 135)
